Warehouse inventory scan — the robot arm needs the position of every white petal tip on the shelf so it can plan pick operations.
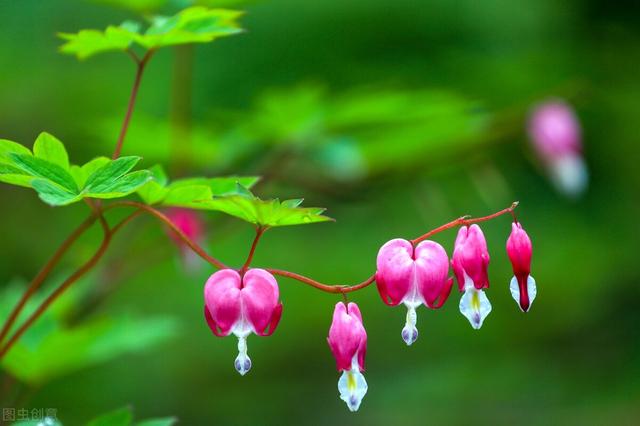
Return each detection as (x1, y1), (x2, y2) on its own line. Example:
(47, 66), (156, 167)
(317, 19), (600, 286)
(338, 368), (367, 412)
(459, 288), (492, 329)
(401, 325), (418, 346)
(510, 275), (537, 313)
(234, 354), (252, 376)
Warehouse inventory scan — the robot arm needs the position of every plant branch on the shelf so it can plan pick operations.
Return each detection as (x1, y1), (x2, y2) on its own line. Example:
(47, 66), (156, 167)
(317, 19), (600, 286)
(0, 214), (97, 346)
(105, 201), (228, 269)
(267, 202), (519, 294)
(240, 226), (267, 274)
(112, 49), (156, 159)
(410, 201), (519, 245)
(0, 213), (112, 360)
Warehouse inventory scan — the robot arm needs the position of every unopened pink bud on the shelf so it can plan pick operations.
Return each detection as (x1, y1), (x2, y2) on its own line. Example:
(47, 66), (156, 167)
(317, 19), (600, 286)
(506, 222), (537, 312)
(452, 225), (492, 329)
(327, 302), (367, 412)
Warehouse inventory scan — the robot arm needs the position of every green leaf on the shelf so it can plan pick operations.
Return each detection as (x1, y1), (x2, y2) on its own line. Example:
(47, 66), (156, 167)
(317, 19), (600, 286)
(10, 153), (78, 192)
(83, 156), (141, 193)
(31, 178), (81, 206)
(140, 7), (243, 49)
(58, 23), (139, 60)
(136, 164), (169, 204)
(84, 170), (153, 199)
(33, 132), (70, 170)
(135, 418), (178, 426)
(70, 156), (112, 188)
(59, 7), (244, 60)
(87, 407), (133, 426)
(13, 420), (63, 426)
(137, 172), (259, 205)
(0, 163), (32, 188)
(183, 185), (333, 227)
(0, 138), (31, 164)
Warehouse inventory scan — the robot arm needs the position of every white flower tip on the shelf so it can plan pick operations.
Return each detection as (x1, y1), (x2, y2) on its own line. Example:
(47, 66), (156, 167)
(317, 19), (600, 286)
(510, 275), (537, 312)
(551, 155), (588, 198)
(338, 368), (367, 412)
(459, 288), (492, 329)
(401, 324), (418, 346)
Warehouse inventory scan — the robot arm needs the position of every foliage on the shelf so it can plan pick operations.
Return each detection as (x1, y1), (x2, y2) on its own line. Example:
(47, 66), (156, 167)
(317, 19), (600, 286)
(0, 279), (179, 385)
(0, 133), (152, 206)
(59, 6), (244, 59)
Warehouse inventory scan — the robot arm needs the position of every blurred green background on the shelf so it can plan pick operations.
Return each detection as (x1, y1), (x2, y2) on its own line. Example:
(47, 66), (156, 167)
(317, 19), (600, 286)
(1, 0), (640, 424)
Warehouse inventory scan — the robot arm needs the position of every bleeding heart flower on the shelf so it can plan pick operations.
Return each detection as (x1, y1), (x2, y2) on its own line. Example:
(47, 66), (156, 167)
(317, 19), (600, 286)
(204, 268), (283, 375)
(506, 222), (536, 312)
(165, 208), (205, 271)
(452, 225), (491, 329)
(528, 100), (588, 198)
(376, 239), (453, 345)
(327, 302), (367, 412)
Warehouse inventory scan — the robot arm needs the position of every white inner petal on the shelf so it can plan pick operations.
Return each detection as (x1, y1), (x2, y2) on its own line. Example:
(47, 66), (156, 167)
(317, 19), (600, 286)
(337, 356), (368, 412)
(459, 275), (492, 330)
(401, 305), (419, 346)
(234, 335), (252, 376)
(510, 275), (537, 312)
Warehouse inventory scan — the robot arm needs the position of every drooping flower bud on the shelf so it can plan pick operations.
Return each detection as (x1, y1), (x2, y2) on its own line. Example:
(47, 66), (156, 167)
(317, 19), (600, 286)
(528, 100), (588, 198)
(376, 239), (453, 345)
(165, 208), (205, 271)
(204, 269), (283, 376)
(452, 225), (491, 329)
(506, 222), (536, 312)
(327, 302), (367, 412)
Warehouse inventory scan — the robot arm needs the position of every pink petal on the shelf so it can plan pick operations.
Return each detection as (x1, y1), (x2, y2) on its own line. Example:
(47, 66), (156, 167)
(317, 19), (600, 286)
(242, 268), (281, 335)
(375, 239), (415, 306)
(414, 240), (450, 307)
(204, 269), (242, 336)
(452, 225), (490, 291)
(328, 302), (367, 371)
(506, 222), (532, 277)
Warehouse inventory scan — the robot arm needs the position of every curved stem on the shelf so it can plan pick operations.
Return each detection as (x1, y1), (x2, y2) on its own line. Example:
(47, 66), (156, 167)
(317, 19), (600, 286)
(112, 49), (155, 159)
(240, 226), (267, 274)
(266, 269), (376, 294)
(0, 213), (112, 360)
(105, 201), (228, 269)
(0, 214), (97, 346)
(267, 202), (519, 294)
(410, 201), (519, 246)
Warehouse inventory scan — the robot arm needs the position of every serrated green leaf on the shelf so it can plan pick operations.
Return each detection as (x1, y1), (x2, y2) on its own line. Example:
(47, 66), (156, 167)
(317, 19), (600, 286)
(184, 186), (333, 227)
(0, 163), (32, 188)
(33, 132), (70, 170)
(70, 156), (112, 188)
(58, 24), (139, 60)
(163, 185), (211, 208)
(137, 164), (169, 204)
(0, 138), (31, 164)
(10, 153), (78, 192)
(31, 178), (81, 206)
(83, 156), (141, 193)
(84, 170), (153, 198)
(59, 7), (244, 60)
(87, 407), (133, 426)
(140, 7), (243, 49)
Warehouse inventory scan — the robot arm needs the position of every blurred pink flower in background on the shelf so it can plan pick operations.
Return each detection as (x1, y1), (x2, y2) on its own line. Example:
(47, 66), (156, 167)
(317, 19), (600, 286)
(165, 208), (206, 271)
(528, 99), (588, 198)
